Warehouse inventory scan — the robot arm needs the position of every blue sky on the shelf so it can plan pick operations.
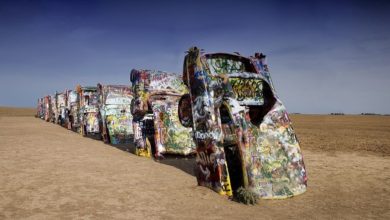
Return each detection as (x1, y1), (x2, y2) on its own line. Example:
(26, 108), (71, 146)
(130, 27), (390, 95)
(0, 0), (389, 114)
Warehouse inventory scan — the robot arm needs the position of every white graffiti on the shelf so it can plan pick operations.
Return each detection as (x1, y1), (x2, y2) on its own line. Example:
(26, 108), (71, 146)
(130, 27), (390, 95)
(199, 165), (211, 180)
(195, 131), (220, 140)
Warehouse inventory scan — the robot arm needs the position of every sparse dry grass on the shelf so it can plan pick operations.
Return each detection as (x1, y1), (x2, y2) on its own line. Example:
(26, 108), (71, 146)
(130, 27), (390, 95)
(290, 114), (390, 156)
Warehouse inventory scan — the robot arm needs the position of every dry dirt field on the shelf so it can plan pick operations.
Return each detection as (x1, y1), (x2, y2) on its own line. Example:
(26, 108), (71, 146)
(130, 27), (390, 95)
(0, 107), (389, 219)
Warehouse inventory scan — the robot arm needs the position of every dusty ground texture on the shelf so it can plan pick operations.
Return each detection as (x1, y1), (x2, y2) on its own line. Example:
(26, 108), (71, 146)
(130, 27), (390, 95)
(0, 109), (389, 219)
(0, 107), (35, 117)
(290, 114), (390, 156)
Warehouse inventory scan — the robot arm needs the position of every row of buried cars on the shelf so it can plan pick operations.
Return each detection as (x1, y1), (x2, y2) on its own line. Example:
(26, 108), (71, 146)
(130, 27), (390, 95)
(35, 47), (307, 204)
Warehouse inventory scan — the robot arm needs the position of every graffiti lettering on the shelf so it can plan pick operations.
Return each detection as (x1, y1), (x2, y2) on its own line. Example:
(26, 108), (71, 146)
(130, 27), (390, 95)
(196, 151), (215, 166)
(207, 57), (245, 74)
(195, 131), (220, 140)
(229, 78), (263, 103)
(133, 123), (143, 140)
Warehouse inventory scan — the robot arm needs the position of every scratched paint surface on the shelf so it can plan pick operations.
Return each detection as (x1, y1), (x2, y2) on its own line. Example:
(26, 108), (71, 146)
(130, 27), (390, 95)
(100, 85), (134, 144)
(183, 47), (307, 199)
(130, 69), (195, 157)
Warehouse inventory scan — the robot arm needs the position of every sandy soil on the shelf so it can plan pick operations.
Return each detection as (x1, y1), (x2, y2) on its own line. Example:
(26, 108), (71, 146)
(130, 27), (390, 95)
(0, 110), (389, 219)
(0, 107), (35, 117)
(290, 114), (390, 155)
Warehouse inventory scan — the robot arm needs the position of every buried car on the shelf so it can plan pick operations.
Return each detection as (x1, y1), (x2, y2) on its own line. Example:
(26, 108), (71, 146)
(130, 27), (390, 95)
(130, 69), (196, 158)
(49, 94), (57, 123)
(76, 85), (101, 137)
(36, 97), (44, 119)
(179, 47), (307, 200)
(55, 91), (68, 127)
(97, 84), (134, 144)
(43, 95), (53, 122)
(65, 89), (80, 131)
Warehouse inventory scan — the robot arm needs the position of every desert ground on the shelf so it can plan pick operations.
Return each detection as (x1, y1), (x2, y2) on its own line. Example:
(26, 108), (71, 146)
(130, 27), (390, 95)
(0, 107), (389, 219)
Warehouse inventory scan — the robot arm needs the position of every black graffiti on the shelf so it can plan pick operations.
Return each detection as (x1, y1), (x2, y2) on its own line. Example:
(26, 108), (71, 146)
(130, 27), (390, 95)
(229, 78), (263, 102)
(209, 58), (244, 74)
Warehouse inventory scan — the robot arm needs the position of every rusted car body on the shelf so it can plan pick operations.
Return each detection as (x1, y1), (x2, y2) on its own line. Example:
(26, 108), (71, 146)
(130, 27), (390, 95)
(65, 90), (80, 130)
(179, 47), (307, 199)
(97, 84), (134, 144)
(76, 86), (100, 137)
(130, 69), (196, 158)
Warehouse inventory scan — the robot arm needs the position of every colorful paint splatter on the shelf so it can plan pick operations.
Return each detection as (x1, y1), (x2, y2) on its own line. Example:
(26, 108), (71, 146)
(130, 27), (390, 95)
(182, 47), (307, 199)
(66, 90), (80, 130)
(130, 69), (196, 158)
(98, 85), (134, 144)
(77, 86), (100, 136)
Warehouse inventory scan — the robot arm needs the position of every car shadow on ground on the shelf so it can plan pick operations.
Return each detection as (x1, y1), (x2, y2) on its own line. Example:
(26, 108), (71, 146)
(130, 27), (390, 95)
(107, 138), (196, 177)
(58, 125), (197, 177)
(157, 154), (196, 177)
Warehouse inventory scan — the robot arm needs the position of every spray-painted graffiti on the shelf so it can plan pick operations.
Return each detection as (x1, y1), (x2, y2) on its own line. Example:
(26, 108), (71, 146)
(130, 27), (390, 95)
(151, 98), (196, 155)
(130, 69), (196, 158)
(86, 112), (99, 133)
(76, 86), (100, 136)
(98, 84), (134, 144)
(42, 96), (52, 122)
(50, 95), (57, 123)
(181, 47), (307, 200)
(229, 77), (264, 105)
(206, 57), (247, 74)
(57, 91), (69, 127)
(36, 98), (45, 119)
(66, 90), (80, 131)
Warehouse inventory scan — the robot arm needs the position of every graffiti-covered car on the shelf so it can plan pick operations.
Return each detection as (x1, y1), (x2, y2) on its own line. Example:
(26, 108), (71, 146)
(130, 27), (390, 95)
(179, 47), (307, 201)
(130, 69), (196, 158)
(36, 97), (44, 119)
(65, 89), (80, 130)
(43, 95), (52, 122)
(76, 85), (101, 137)
(55, 91), (68, 127)
(50, 94), (57, 123)
(97, 84), (134, 144)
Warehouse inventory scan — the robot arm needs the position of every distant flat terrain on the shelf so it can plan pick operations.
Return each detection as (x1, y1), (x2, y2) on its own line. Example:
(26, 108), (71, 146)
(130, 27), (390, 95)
(0, 106), (35, 117)
(0, 109), (389, 219)
(290, 114), (390, 155)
